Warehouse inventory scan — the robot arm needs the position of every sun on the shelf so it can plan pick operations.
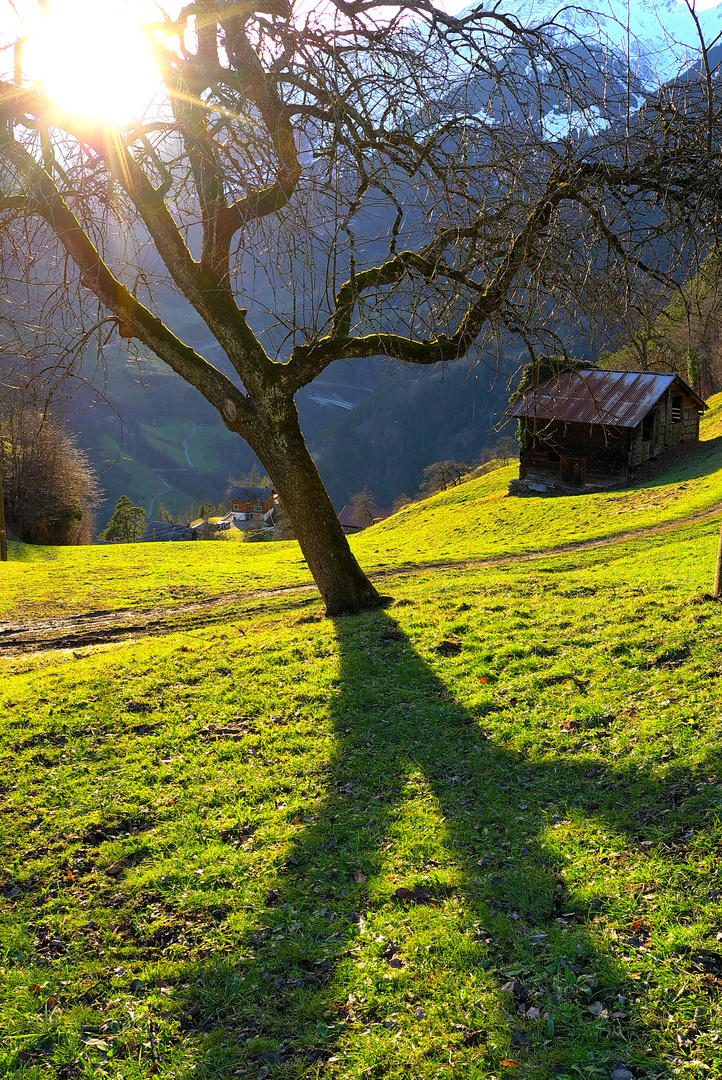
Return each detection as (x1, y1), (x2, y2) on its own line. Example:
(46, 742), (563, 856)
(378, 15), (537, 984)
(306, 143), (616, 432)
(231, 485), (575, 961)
(21, 0), (162, 125)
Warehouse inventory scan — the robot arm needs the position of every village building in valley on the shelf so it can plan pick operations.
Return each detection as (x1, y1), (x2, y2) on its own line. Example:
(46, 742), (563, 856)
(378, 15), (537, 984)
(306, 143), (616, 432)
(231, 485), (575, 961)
(140, 486), (278, 542)
(225, 485), (277, 527)
(509, 369), (707, 496)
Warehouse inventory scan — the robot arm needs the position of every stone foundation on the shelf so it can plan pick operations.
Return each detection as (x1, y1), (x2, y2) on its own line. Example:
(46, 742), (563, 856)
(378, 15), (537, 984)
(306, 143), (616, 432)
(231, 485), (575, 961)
(508, 477), (619, 498)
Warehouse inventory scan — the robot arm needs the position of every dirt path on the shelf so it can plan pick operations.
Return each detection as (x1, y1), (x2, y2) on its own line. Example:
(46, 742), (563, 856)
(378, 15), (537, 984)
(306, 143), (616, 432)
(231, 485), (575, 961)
(1, 506), (719, 657)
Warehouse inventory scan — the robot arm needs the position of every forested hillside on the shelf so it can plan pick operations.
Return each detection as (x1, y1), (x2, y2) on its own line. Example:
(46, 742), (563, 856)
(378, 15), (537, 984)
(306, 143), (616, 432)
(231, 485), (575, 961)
(601, 253), (722, 396)
(78, 350), (515, 527)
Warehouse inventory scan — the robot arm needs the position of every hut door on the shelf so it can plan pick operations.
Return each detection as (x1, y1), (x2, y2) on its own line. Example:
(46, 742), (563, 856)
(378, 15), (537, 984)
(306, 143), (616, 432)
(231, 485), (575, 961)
(561, 454), (585, 485)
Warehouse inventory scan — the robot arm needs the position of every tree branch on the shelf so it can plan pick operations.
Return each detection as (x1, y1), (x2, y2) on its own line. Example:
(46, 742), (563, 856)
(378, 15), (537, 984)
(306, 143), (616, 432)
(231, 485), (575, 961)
(0, 135), (252, 429)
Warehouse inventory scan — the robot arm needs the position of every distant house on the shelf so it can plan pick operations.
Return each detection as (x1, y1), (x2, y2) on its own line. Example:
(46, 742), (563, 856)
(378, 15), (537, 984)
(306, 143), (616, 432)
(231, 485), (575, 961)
(508, 369), (707, 495)
(338, 504), (390, 534)
(226, 485), (277, 528)
(139, 520), (196, 542)
(189, 518), (232, 537)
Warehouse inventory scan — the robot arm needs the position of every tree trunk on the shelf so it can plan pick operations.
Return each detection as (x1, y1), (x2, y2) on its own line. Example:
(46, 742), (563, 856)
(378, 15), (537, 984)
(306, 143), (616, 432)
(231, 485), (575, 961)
(243, 398), (384, 616)
(0, 425), (6, 562)
(0, 467), (7, 562)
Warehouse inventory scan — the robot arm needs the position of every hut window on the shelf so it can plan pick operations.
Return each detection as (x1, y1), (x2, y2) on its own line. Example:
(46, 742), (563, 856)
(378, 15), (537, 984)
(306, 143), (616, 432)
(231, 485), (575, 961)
(548, 451), (560, 462)
(671, 396), (683, 423)
(642, 412), (655, 440)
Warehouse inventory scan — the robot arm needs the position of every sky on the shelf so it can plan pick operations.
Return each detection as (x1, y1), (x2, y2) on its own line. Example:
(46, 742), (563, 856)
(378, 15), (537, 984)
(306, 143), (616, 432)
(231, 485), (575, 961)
(2, 0), (722, 120)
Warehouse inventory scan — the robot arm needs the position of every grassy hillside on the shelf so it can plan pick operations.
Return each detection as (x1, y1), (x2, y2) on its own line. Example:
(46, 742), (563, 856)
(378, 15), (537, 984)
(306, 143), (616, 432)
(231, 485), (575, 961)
(358, 392), (722, 567)
(4, 393), (721, 623)
(1, 402), (722, 1080)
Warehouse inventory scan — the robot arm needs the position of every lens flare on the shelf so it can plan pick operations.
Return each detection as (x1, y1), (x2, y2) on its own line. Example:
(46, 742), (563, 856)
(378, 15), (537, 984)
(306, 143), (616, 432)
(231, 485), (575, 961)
(22, 0), (160, 124)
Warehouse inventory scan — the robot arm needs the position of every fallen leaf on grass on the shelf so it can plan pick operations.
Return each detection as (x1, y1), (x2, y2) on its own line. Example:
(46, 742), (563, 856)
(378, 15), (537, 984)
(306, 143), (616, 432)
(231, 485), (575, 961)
(501, 1059), (520, 1067)
(354, 870), (367, 883)
(689, 949), (722, 974)
(541, 673), (588, 690)
(124, 700), (152, 714)
(610, 1066), (634, 1080)
(588, 1001), (609, 1018)
(104, 860), (125, 877)
(381, 942), (401, 961)
(676, 1025), (699, 1049)
(510, 1028), (530, 1046)
(551, 875), (565, 914)
(501, 981), (529, 1004)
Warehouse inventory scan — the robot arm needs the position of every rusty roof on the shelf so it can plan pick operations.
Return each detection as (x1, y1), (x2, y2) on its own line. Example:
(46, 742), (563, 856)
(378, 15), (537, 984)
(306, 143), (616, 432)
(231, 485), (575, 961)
(508, 369), (707, 429)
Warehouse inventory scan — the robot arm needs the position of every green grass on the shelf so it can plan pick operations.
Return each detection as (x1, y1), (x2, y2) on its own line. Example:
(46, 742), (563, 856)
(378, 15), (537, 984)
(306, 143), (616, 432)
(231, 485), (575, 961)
(3, 395), (722, 625)
(0, 538), (313, 622)
(357, 393), (722, 568)
(93, 433), (182, 513)
(1, 407), (722, 1080)
(181, 423), (243, 475)
(137, 419), (196, 470)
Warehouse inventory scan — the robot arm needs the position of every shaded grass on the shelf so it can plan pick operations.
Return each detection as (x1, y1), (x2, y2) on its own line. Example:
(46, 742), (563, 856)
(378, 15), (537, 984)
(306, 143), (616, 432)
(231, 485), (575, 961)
(93, 432), (179, 511)
(2, 519), (722, 1078)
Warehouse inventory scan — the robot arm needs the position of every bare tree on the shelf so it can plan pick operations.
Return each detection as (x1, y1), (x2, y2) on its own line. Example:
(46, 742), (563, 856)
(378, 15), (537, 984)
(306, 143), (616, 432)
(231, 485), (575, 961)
(350, 486), (377, 528)
(1, 409), (100, 544)
(597, 251), (722, 394)
(420, 460), (470, 496)
(0, 301), (104, 553)
(491, 437), (518, 466)
(1, 1), (721, 608)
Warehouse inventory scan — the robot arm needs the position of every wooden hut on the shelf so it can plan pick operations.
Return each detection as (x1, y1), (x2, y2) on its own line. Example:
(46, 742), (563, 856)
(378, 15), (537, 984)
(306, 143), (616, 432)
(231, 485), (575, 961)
(508, 369), (707, 495)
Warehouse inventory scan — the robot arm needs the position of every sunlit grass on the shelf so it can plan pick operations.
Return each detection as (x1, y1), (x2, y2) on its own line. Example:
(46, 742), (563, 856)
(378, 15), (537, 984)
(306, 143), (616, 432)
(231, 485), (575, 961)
(1, 491), (722, 1077)
(4, 394), (722, 624)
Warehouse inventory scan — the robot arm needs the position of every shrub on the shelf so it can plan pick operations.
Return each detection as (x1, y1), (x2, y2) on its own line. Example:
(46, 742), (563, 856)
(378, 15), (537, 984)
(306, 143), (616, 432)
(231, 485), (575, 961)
(1, 411), (101, 545)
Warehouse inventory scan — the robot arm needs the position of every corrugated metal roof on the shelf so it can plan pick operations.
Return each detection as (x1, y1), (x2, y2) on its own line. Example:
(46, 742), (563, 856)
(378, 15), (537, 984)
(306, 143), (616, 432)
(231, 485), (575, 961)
(509, 369), (705, 429)
(227, 486), (275, 502)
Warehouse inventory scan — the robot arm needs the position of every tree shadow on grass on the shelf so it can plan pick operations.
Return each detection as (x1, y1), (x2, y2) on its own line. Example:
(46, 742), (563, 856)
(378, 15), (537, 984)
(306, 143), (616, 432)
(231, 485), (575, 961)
(632, 433), (722, 489)
(180, 608), (721, 1079)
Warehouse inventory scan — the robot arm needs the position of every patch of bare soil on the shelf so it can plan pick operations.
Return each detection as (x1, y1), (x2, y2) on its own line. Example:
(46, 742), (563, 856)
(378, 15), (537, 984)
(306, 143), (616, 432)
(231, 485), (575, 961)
(0, 585), (315, 656)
